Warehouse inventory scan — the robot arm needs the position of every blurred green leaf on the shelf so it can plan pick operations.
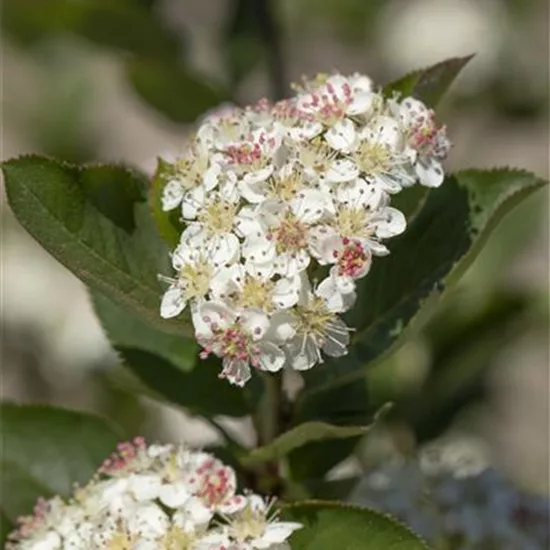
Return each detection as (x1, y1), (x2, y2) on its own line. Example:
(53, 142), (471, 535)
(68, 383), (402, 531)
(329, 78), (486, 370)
(288, 376), (373, 482)
(2, 155), (192, 337)
(281, 501), (430, 549)
(150, 158), (183, 248)
(384, 55), (474, 106)
(74, 2), (179, 59)
(0, 403), (122, 521)
(224, 0), (266, 86)
(118, 348), (250, 418)
(399, 289), (530, 442)
(2, 0), (80, 45)
(92, 292), (197, 372)
(0, 510), (13, 547)
(243, 422), (371, 466)
(127, 59), (229, 123)
(298, 169), (547, 404)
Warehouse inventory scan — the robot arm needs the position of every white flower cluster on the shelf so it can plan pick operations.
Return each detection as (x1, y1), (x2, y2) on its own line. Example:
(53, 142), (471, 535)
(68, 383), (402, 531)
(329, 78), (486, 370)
(352, 453), (550, 550)
(7, 438), (302, 550)
(159, 73), (451, 386)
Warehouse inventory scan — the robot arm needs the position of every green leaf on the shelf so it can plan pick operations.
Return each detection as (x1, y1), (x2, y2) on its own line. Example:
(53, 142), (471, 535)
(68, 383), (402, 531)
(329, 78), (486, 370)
(244, 405), (389, 465)
(224, 0), (266, 86)
(74, 3), (179, 59)
(150, 158), (183, 248)
(384, 55), (474, 106)
(118, 348), (250, 418)
(288, 376), (374, 482)
(0, 403), (122, 521)
(91, 291), (250, 417)
(300, 169), (547, 403)
(127, 59), (229, 124)
(92, 291), (197, 372)
(2, 155), (191, 337)
(0, 510), (13, 548)
(281, 501), (430, 550)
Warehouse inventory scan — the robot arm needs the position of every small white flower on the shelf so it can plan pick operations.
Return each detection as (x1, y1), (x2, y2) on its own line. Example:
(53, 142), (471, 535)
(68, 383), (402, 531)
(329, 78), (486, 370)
(195, 302), (287, 386)
(285, 289), (352, 370)
(160, 245), (226, 319)
(222, 495), (302, 550)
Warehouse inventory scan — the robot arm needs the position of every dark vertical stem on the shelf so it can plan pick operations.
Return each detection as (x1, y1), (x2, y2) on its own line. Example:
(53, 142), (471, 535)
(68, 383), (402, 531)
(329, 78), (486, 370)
(255, 0), (286, 100)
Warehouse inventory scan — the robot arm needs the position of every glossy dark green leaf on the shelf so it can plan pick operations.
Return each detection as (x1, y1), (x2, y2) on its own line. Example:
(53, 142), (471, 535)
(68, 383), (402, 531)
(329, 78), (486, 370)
(118, 348), (250, 418)
(281, 501), (430, 550)
(127, 59), (229, 124)
(0, 404), (122, 521)
(2, 155), (192, 337)
(384, 55), (474, 106)
(150, 158), (183, 248)
(92, 291), (197, 372)
(299, 169), (547, 405)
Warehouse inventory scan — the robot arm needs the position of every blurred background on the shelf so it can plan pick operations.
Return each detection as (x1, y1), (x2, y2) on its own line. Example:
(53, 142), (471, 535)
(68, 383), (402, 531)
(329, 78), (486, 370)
(1, 0), (548, 497)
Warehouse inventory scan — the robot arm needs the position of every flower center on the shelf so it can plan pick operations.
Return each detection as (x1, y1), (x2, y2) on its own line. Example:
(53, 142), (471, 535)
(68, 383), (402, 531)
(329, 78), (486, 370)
(179, 260), (212, 300)
(336, 238), (369, 278)
(162, 526), (195, 550)
(409, 113), (450, 158)
(236, 276), (275, 311)
(298, 137), (336, 174)
(267, 168), (303, 202)
(225, 134), (275, 172)
(194, 458), (234, 507)
(198, 201), (236, 236)
(106, 531), (137, 550)
(271, 213), (308, 254)
(334, 206), (372, 238)
(174, 150), (209, 189)
(353, 142), (392, 174)
(294, 296), (336, 343)
(231, 506), (267, 543)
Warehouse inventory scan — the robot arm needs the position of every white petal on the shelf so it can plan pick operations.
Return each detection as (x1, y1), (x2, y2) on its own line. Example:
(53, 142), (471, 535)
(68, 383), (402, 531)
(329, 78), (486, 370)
(316, 276), (355, 313)
(325, 119), (357, 152)
(275, 250), (310, 277)
(262, 522), (304, 543)
(416, 157), (444, 188)
(160, 286), (186, 318)
(291, 189), (327, 224)
(171, 243), (195, 270)
(243, 165), (274, 185)
(256, 341), (286, 372)
(273, 276), (300, 309)
(199, 301), (235, 330)
(322, 317), (350, 357)
(203, 163), (221, 190)
(235, 205), (263, 237)
(327, 159), (360, 183)
(239, 179), (268, 203)
(158, 481), (191, 508)
(161, 179), (183, 211)
(266, 311), (296, 342)
(241, 309), (270, 340)
(126, 503), (169, 539)
(243, 234), (276, 264)
(181, 186), (206, 219)
(129, 474), (161, 501)
(220, 358), (251, 387)
(211, 233), (241, 266)
(347, 91), (375, 116)
(287, 335), (320, 370)
(370, 207), (406, 238)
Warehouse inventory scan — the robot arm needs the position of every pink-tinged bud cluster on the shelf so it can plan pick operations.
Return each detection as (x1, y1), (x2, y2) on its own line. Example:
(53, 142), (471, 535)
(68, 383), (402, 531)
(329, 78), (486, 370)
(158, 71), (451, 385)
(99, 436), (147, 474)
(336, 239), (370, 278)
(7, 441), (302, 550)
